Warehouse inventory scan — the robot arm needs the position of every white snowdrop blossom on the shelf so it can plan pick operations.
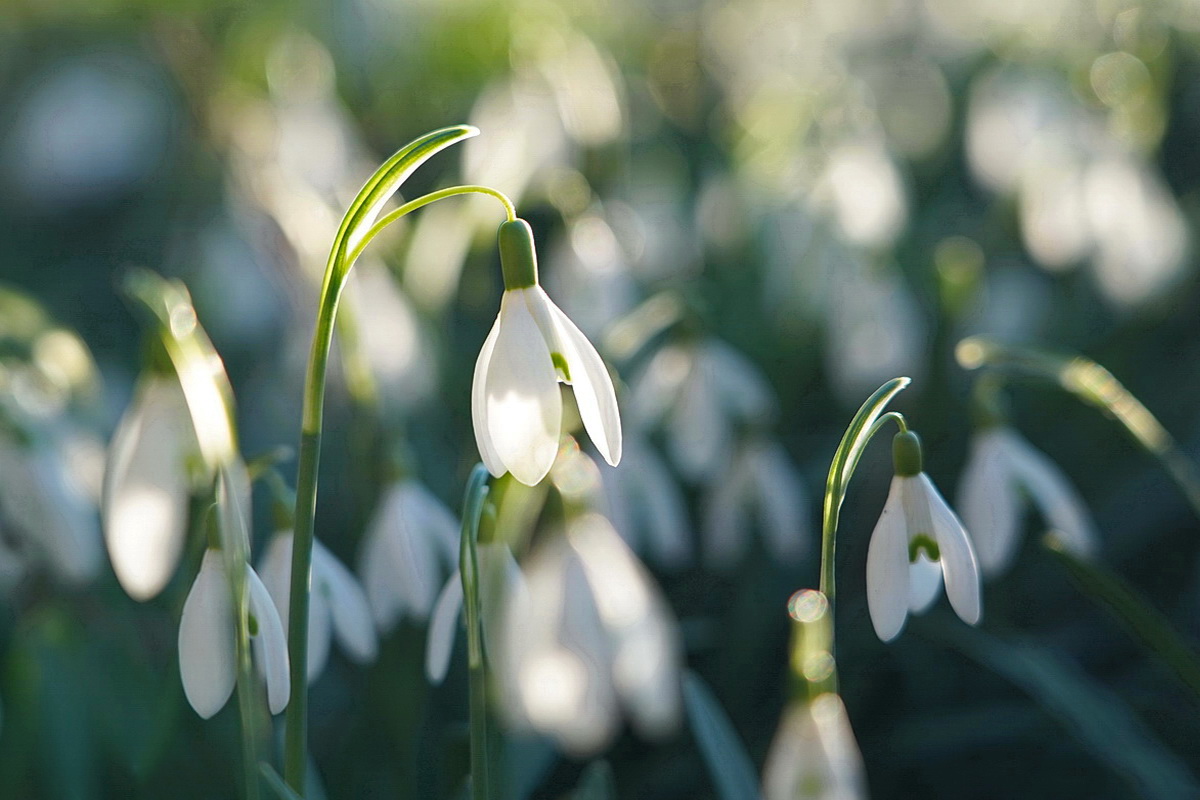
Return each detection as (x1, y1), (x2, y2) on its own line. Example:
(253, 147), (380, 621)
(598, 436), (692, 570)
(472, 220), (622, 487)
(763, 694), (868, 800)
(103, 375), (198, 600)
(702, 439), (810, 570)
(425, 542), (526, 684)
(866, 432), (982, 642)
(178, 550), (290, 719)
(497, 513), (681, 755)
(958, 426), (1096, 577)
(358, 479), (459, 631)
(259, 532), (377, 683)
(628, 338), (773, 483)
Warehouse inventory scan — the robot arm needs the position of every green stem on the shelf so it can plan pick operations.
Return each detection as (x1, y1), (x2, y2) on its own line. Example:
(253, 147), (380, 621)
(459, 466), (492, 800)
(283, 186), (514, 793)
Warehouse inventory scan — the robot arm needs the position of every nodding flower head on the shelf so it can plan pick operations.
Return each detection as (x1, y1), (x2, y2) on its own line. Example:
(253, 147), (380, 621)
(472, 219), (622, 487)
(866, 431), (982, 642)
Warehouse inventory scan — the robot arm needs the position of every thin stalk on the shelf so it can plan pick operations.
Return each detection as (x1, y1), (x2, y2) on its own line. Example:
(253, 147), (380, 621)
(459, 466), (492, 800)
(284, 184), (514, 792)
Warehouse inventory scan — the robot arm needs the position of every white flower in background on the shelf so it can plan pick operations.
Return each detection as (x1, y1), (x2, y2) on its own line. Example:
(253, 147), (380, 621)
(763, 694), (868, 800)
(598, 436), (692, 571)
(259, 532), (377, 683)
(358, 479), (459, 631)
(473, 219), (622, 487)
(178, 549), (290, 719)
(103, 375), (198, 600)
(498, 513), (681, 755)
(425, 542), (525, 684)
(958, 426), (1096, 577)
(629, 338), (773, 483)
(702, 439), (810, 570)
(867, 432), (981, 643)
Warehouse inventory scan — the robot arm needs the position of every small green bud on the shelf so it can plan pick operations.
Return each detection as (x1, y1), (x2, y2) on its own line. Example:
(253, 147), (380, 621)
(892, 430), (923, 477)
(498, 219), (539, 290)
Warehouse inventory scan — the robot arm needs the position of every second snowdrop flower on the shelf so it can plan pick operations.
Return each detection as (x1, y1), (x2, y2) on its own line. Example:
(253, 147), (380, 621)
(472, 219), (622, 487)
(866, 431), (982, 642)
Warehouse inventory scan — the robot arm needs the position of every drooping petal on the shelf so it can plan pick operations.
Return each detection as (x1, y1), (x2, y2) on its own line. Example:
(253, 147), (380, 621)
(907, 553), (943, 614)
(103, 378), (195, 600)
(541, 288), (622, 467)
(359, 519), (402, 631)
(866, 478), (910, 642)
(178, 551), (236, 719)
(923, 474), (982, 626)
(763, 694), (868, 800)
(667, 365), (729, 483)
(314, 539), (378, 664)
(1003, 431), (1098, 560)
(478, 543), (525, 654)
(616, 442), (692, 570)
(256, 532), (329, 683)
(753, 442), (810, 565)
(701, 451), (750, 570)
(247, 564), (291, 715)
(483, 290), (562, 486)
(425, 574), (463, 685)
(471, 317), (506, 477)
(958, 430), (1023, 576)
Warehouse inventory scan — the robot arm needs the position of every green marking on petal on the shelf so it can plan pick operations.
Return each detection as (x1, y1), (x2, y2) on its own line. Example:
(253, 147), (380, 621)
(909, 534), (940, 563)
(551, 351), (571, 382)
(248, 613), (260, 638)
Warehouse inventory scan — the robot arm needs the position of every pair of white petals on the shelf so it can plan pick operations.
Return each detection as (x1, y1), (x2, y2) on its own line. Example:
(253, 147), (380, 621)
(178, 550), (289, 719)
(259, 533), (377, 684)
(498, 514), (680, 755)
(473, 286), (622, 487)
(866, 474), (982, 643)
(359, 479), (460, 631)
(763, 693), (868, 800)
(959, 427), (1096, 576)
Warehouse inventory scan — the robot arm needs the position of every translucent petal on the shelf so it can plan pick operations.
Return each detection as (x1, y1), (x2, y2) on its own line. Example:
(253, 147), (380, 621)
(425, 574), (463, 685)
(1003, 432), (1098, 560)
(907, 553), (943, 614)
(359, 520), (402, 632)
(923, 474), (982, 626)
(701, 452), (748, 570)
(247, 564), (291, 715)
(753, 442), (810, 565)
(627, 443), (692, 570)
(542, 289), (622, 467)
(866, 478), (910, 642)
(314, 539), (378, 665)
(478, 543), (525, 654)
(764, 695), (868, 800)
(483, 290), (562, 486)
(957, 430), (1022, 576)
(667, 366), (728, 483)
(178, 551), (235, 719)
(471, 317), (505, 477)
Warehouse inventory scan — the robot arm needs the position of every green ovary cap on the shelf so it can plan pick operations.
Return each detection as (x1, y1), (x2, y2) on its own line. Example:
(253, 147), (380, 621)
(498, 218), (539, 290)
(892, 430), (924, 476)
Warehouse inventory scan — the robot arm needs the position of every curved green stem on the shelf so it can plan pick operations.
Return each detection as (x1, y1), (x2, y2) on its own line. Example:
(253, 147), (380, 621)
(459, 466), (492, 800)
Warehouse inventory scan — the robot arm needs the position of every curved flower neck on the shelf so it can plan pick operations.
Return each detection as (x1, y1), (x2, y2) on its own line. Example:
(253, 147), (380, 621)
(499, 219), (539, 290)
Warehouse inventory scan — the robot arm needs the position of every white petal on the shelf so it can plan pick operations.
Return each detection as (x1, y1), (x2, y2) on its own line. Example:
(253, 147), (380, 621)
(314, 539), (378, 664)
(958, 430), (1023, 576)
(764, 695), (868, 800)
(400, 481), (461, 567)
(471, 317), (506, 477)
(478, 543), (525, 653)
(247, 564), (291, 715)
(701, 453), (751, 570)
(178, 551), (235, 719)
(103, 378), (194, 600)
(626, 443), (692, 570)
(1003, 432), (1098, 560)
(753, 442), (810, 565)
(542, 289), (622, 467)
(483, 290), (562, 486)
(922, 474), (982, 626)
(425, 574), (463, 685)
(667, 366), (728, 483)
(305, 578), (333, 684)
(255, 533), (329, 683)
(359, 521), (402, 632)
(907, 553), (943, 614)
(866, 478), (910, 642)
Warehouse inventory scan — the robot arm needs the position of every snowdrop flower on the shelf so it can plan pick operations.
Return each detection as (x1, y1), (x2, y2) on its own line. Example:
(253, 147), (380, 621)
(497, 512), (681, 755)
(425, 542), (525, 684)
(598, 435), (692, 570)
(867, 431), (982, 642)
(628, 338), (773, 483)
(259, 532), (377, 683)
(958, 426), (1096, 577)
(702, 438), (810, 570)
(472, 219), (622, 487)
(763, 694), (868, 800)
(358, 479), (459, 630)
(178, 549), (289, 719)
(103, 375), (198, 600)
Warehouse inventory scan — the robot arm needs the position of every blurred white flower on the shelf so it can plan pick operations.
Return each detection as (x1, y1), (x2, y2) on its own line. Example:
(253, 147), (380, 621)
(473, 255), (622, 486)
(259, 532), (377, 683)
(498, 513), (681, 755)
(958, 426), (1096, 577)
(763, 693), (868, 800)
(358, 479), (459, 630)
(598, 436), (692, 571)
(629, 339), (773, 483)
(702, 439), (810, 570)
(425, 542), (526, 684)
(102, 375), (198, 600)
(178, 549), (290, 719)
(867, 434), (981, 642)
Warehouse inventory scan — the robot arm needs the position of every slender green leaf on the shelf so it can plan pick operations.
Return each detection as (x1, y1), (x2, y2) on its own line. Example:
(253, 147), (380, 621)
(573, 761), (617, 800)
(260, 763), (304, 800)
(683, 670), (762, 800)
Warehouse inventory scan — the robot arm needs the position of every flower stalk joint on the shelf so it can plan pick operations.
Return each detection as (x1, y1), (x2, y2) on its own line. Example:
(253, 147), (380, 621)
(499, 219), (539, 290)
(892, 430), (923, 477)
